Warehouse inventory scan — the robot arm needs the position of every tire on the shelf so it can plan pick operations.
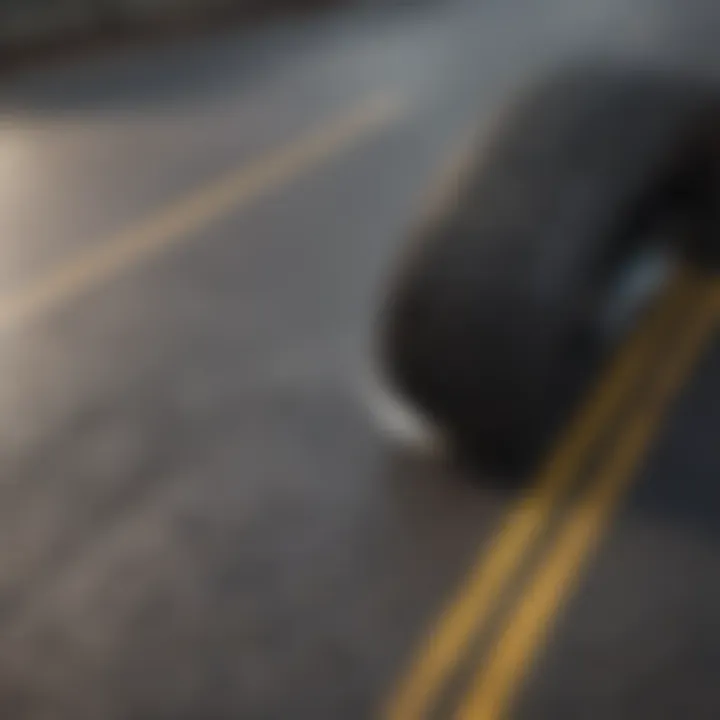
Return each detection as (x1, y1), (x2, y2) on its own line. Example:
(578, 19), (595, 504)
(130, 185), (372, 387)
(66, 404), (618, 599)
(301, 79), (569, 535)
(378, 66), (720, 476)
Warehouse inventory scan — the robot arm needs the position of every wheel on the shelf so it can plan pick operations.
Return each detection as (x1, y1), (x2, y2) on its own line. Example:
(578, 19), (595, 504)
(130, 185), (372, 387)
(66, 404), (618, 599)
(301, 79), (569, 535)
(377, 66), (720, 476)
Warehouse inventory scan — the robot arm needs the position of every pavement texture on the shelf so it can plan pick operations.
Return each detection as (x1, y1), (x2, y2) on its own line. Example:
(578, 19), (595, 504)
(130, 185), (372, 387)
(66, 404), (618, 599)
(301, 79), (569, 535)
(1, 1), (720, 718)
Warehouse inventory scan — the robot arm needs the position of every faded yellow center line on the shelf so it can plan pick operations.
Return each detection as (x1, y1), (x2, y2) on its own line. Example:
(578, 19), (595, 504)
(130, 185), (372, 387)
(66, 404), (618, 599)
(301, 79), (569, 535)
(456, 278), (719, 720)
(383, 271), (695, 720)
(0, 94), (405, 332)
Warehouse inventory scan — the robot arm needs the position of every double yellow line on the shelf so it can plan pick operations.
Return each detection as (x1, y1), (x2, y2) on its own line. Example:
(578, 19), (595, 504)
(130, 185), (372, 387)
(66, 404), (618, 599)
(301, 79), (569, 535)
(386, 270), (719, 720)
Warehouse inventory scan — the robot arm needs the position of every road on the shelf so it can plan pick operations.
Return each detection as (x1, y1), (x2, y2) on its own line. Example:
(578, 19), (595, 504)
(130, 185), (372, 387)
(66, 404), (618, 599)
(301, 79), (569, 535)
(1, 1), (720, 718)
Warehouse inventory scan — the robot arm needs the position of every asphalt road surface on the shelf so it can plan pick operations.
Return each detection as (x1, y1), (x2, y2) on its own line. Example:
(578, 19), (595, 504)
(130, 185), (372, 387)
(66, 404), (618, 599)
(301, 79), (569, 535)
(1, 1), (720, 718)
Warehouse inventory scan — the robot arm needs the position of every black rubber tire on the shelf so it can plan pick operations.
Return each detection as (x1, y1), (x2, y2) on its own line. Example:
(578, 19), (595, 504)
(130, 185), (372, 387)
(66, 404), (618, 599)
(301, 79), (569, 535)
(379, 66), (720, 476)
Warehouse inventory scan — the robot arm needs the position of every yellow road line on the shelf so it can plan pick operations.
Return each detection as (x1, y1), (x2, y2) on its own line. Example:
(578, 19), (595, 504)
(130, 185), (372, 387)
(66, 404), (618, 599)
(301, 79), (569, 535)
(455, 279), (719, 720)
(0, 94), (405, 332)
(383, 272), (694, 720)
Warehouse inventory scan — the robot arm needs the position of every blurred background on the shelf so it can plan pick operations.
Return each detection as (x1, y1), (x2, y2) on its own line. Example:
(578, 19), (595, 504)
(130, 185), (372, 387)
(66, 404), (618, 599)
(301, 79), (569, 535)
(1, 1), (720, 718)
